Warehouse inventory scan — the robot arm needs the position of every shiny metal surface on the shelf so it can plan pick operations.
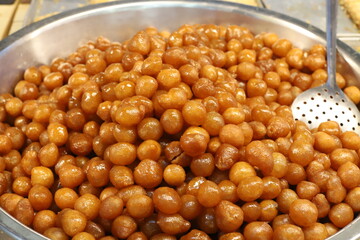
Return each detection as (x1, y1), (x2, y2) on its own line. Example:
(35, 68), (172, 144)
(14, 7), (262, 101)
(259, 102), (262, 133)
(262, 0), (360, 33)
(1, 0), (360, 239)
(262, 0), (360, 49)
(23, 0), (89, 26)
(292, 0), (360, 134)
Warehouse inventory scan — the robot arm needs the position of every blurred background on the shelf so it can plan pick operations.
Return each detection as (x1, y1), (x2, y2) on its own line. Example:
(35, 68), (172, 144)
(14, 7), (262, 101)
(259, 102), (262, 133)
(0, 0), (359, 50)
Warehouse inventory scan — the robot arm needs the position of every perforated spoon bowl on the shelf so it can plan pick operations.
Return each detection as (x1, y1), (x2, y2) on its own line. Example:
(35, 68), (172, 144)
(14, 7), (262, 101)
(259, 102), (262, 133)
(291, 0), (360, 133)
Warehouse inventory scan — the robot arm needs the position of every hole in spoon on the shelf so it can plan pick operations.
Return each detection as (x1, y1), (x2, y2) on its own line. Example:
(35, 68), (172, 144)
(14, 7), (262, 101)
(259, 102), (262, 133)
(308, 120), (312, 124)
(330, 96), (334, 99)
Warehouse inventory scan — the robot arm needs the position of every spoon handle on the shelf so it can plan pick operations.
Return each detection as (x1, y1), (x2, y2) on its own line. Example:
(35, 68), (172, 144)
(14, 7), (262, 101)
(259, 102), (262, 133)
(326, 0), (338, 89)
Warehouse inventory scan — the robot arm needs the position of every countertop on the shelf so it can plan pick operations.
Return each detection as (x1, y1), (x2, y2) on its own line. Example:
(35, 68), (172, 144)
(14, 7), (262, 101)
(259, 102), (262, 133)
(0, 0), (30, 39)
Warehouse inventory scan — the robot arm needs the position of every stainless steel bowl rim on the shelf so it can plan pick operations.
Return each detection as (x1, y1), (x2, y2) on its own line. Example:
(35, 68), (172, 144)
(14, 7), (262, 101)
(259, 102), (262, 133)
(0, 1), (360, 239)
(0, 0), (358, 55)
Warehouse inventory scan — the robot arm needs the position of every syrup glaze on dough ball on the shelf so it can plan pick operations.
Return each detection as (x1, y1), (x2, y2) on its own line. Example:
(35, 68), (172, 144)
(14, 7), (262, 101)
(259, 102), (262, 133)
(0, 24), (359, 240)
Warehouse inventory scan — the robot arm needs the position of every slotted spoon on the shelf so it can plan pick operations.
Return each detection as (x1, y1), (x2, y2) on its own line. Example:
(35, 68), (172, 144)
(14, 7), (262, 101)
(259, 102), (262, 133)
(291, 0), (360, 133)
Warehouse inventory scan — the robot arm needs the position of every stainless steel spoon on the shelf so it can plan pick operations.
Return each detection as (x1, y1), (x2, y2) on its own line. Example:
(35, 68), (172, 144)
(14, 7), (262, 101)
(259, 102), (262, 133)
(291, 0), (360, 133)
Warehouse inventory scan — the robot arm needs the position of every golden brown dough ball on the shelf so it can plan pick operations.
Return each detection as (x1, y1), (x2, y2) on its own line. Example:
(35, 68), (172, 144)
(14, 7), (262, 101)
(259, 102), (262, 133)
(329, 203), (354, 228)
(344, 86), (360, 104)
(197, 180), (221, 208)
(289, 199), (318, 227)
(244, 221), (273, 240)
(153, 187), (182, 214)
(215, 200), (244, 233)
(60, 209), (87, 237)
(111, 215), (137, 239)
(273, 224), (304, 240)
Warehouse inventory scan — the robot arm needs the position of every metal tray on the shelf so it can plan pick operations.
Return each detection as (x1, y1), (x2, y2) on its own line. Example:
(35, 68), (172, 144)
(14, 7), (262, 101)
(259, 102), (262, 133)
(0, 0), (360, 239)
